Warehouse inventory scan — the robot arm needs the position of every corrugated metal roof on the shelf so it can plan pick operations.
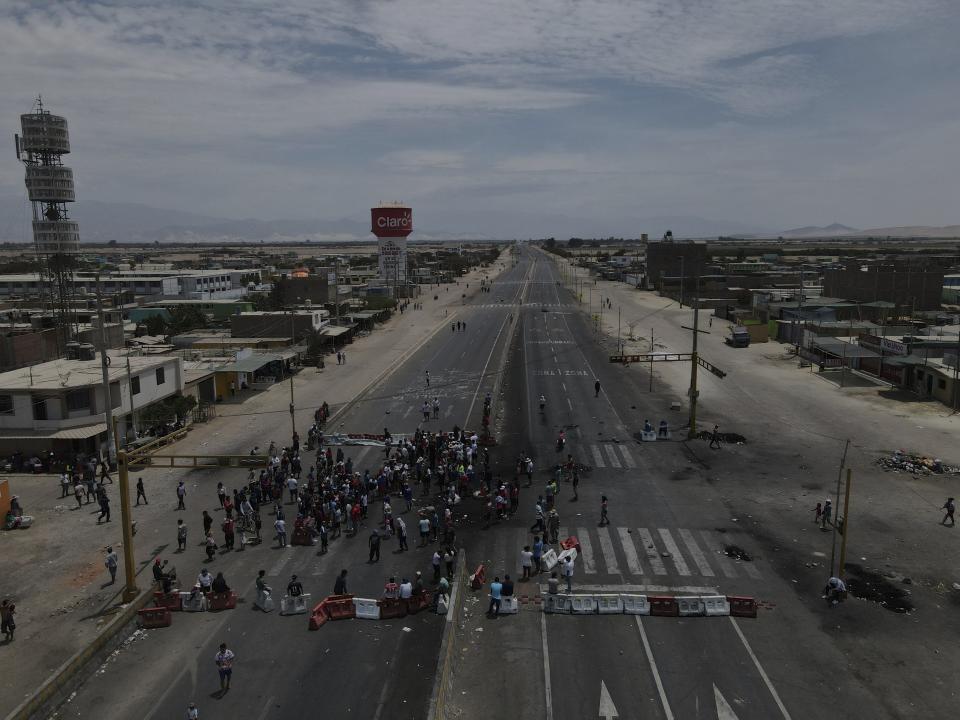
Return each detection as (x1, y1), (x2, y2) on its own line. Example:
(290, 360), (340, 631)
(215, 354), (284, 373)
(0, 422), (107, 440)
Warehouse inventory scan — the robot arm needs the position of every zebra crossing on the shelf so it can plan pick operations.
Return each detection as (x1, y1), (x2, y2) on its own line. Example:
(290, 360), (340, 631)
(480, 526), (762, 584)
(586, 443), (636, 469)
(469, 302), (574, 310)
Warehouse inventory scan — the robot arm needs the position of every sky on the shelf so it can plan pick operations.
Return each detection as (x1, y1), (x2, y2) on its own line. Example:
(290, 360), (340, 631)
(1, 0), (959, 238)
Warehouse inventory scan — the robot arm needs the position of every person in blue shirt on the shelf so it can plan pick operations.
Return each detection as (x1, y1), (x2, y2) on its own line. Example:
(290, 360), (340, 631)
(487, 576), (503, 617)
(532, 536), (544, 575)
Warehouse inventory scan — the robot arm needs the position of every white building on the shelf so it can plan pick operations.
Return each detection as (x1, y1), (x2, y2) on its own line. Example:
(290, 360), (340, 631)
(0, 269), (258, 300)
(0, 352), (184, 456)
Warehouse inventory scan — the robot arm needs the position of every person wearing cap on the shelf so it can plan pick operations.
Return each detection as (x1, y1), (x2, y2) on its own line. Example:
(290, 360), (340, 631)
(186, 702), (199, 719)
(287, 575), (303, 597)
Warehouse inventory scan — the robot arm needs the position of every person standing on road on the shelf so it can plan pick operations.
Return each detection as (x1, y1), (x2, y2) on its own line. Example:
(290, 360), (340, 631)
(425, 370), (430, 387)
(941, 497), (956, 526)
(202, 510), (213, 537)
(368, 529), (381, 563)
(177, 519), (188, 552)
(487, 576), (503, 617)
(821, 499), (832, 529)
(105, 546), (118, 584)
(60, 472), (70, 498)
(562, 555), (574, 592)
(135, 477), (148, 506)
(177, 481), (186, 510)
(97, 492), (111, 523)
(421, 400), (431, 422)
(520, 545), (533, 580)
(594, 379), (601, 398)
(432, 550), (442, 581)
(214, 643), (234, 693)
(433, 397), (440, 419)
(186, 702), (199, 719)
(274, 517), (287, 547)
(571, 470), (579, 502)
(530, 499), (545, 533)
(1, 599), (16, 641)
(599, 495), (609, 527)
(525, 457), (534, 487)
(73, 479), (84, 510)
(532, 536), (544, 575)
(334, 569), (348, 595)
(709, 425), (722, 450)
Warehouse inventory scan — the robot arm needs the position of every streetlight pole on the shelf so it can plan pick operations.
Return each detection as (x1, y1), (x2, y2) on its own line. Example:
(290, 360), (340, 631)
(687, 280), (701, 439)
(116, 448), (139, 603)
(289, 313), (296, 439)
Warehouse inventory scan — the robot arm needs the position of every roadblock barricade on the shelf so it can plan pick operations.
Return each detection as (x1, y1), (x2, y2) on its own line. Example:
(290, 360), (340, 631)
(281, 594), (312, 616)
(308, 601), (328, 630)
(541, 548), (559, 572)
(436, 594), (449, 615)
(138, 606), (172, 629)
(648, 595), (679, 617)
(405, 591), (432, 615)
(569, 595), (598, 614)
(703, 596), (731, 616)
(379, 597), (408, 619)
(641, 430), (657, 442)
(560, 536), (581, 554)
(291, 527), (314, 546)
(322, 594), (355, 620)
(498, 596), (519, 615)
(180, 591), (208, 612)
(620, 594), (651, 615)
(727, 596), (757, 618)
(354, 597), (381, 619)
(596, 594), (624, 614)
(470, 564), (486, 590)
(153, 590), (182, 611)
(255, 589), (275, 613)
(543, 593), (572, 614)
(557, 548), (578, 566)
(676, 596), (705, 617)
(208, 591), (238, 612)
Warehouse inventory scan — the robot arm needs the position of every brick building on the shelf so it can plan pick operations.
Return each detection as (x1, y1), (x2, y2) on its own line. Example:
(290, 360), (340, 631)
(823, 263), (945, 311)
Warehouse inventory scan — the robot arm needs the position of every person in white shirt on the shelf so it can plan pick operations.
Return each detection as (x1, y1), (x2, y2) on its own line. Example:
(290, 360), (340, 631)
(399, 578), (413, 599)
(274, 518), (287, 547)
(520, 546), (534, 580)
(562, 556), (574, 592)
(286, 476), (298, 504)
(197, 569), (214, 592)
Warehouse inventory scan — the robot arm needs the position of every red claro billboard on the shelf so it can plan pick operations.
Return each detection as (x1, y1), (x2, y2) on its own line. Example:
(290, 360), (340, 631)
(371, 207), (413, 238)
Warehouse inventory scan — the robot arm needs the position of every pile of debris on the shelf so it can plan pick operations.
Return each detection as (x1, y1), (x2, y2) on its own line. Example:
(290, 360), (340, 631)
(875, 450), (960, 476)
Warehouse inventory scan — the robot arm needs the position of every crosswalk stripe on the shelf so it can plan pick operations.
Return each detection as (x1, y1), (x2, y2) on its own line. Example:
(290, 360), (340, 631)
(657, 528), (691, 576)
(596, 526), (620, 575)
(701, 530), (738, 578)
(678, 529), (715, 577)
(617, 528), (643, 575)
(603, 445), (622, 469)
(637, 528), (667, 575)
(590, 445), (605, 468)
(619, 445), (636, 468)
(267, 547), (294, 577)
(576, 527), (597, 573)
(741, 561), (762, 580)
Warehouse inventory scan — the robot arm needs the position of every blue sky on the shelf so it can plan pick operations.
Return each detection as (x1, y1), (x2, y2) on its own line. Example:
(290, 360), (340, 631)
(1, 0), (958, 237)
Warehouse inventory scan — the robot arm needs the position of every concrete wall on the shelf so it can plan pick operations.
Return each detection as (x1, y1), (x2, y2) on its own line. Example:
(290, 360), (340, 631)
(824, 266), (944, 310)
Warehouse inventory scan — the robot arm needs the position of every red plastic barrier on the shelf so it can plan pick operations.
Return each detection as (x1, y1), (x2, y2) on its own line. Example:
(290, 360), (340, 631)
(405, 591), (433, 615)
(138, 606), (172, 628)
(727, 596), (757, 618)
(308, 602), (329, 630)
(378, 597), (408, 619)
(291, 527), (313, 546)
(208, 591), (238, 611)
(153, 590), (182, 611)
(648, 595), (679, 617)
(470, 564), (486, 590)
(324, 594), (356, 620)
(560, 536), (581, 554)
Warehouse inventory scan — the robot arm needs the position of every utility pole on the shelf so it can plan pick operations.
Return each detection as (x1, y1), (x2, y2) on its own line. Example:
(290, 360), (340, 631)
(837, 468), (853, 577)
(649, 328), (654, 393)
(289, 313), (296, 438)
(115, 447), (139, 602)
(125, 354), (136, 440)
(795, 265), (804, 363)
(830, 439), (850, 577)
(679, 256), (685, 308)
(687, 282), (701, 439)
(95, 277), (117, 464)
(333, 258), (340, 326)
(616, 306), (621, 355)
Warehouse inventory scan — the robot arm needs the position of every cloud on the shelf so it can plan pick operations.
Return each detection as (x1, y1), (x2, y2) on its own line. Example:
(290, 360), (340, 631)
(380, 150), (465, 171)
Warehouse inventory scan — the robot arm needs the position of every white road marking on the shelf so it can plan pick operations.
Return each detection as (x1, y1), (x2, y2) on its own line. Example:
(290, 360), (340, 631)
(637, 528), (667, 575)
(256, 696), (276, 720)
(402, 405), (413, 419)
(541, 613), (555, 720)
(618, 445), (636, 468)
(444, 405), (453, 418)
(714, 685), (740, 720)
(729, 617), (793, 720)
(657, 528), (690, 576)
(567, 398), (573, 410)
(599, 680), (619, 720)
(702, 530), (738, 579)
(742, 560), (763, 580)
(558, 526), (567, 542)
(635, 616), (675, 720)
(576, 528), (597, 573)
(267, 547), (294, 577)
(591, 444), (605, 468)
(543, 583), (717, 594)
(617, 527), (643, 575)
(679, 529), (715, 577)
(604, 444), (622, 468)
(596, 526), (620, 574)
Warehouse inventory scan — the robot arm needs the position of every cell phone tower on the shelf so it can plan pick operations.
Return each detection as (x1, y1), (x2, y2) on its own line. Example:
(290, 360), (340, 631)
(14, 96), (80, 347)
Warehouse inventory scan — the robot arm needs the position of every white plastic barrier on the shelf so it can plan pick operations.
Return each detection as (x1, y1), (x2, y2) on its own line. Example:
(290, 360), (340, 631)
(541, 548), (559, 572)
(596, 594), (624, 614)
(620, 594), (651, 615)
(569, 595), (598, 614)
(641, 430), (657, 442)
(436, 594), (449, 615)
(702, 595), (731, 616)
(354, 597), (381, 620)
(498, 596), (519, 615)
(676, 596), (705, 617)
(557, 547), (578, 566)
(181, 591), (208, 612)
(255, 589), (275, 613)
(543, 593), (572, 614)
(280, 593), (311, 615)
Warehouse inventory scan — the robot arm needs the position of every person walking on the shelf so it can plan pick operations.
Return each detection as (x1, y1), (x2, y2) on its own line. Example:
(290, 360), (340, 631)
(1, 599), (16, 641)
(520, 545), (533, 581)
(814, 502), (823, 525)
(135, 477), (148, 506)
(529, 500), (545, 533)
(709, 425), (722, 450)
(73, 480), (84, 510)
(396, 516), (408, 551)
(594, 379), (601, 398)
(334, 569), (348, 595)
(432, 550), (442, 581)
(941, 497), (955, 526)
(214, 643), (235, 693)
(532, 536), (544, 575)
(562, 555), (574, 592)
(60, 472), (71, 498)
(487, 576), (503, 617)
(425, 370), (430, 388)
(202, 510), (213, 537)
(821, 499), (832, 529)
(97, 492), (111, 523)
(274, 517), (287, 548)
(599, 495), (609, 527)
(571, 470), (579, 501)
(368, 529), (381, 563)
(176, 481), (186, 510)
(177, 519), (188, 552)
(105, 546), (118, 584)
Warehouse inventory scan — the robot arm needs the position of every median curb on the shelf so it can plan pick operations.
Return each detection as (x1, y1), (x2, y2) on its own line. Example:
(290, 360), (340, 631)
(427, 549), (467, 720)
(3, 586), (155, 720)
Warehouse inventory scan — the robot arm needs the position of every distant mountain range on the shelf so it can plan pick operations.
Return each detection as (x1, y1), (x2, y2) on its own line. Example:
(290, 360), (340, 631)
(0, 194), (957, 243)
